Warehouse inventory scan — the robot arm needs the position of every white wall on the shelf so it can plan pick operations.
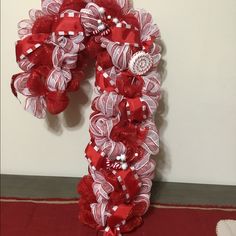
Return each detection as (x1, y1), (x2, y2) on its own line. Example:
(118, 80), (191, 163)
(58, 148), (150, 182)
(1, 0), (236, 185)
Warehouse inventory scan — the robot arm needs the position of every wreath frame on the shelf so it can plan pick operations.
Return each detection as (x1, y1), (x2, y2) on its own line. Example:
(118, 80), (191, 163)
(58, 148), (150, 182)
(11, 1), (162, 235)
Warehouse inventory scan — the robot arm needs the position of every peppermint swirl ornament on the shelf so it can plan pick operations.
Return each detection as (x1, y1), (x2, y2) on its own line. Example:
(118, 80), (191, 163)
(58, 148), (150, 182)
(128, 51), (153, 75)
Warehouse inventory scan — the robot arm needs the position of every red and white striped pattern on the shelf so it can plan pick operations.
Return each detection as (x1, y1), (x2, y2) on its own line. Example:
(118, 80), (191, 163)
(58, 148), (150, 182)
(60, 12), (80, 18)
(115, 22), (139, 31)
(13, 0), (162, 235)
(101, 39), (132, 70)
(106, 158), (126, 170)
(19, 43), (41, 60)
(85, 142), (106, 171)
(101, 28), (111, 36)
(112, 168), (141, 201)
(42, 0), (63, 15)
(126, 98), (148, 121)
(56, 31), (84, 36)
(96, 66), (119, 93)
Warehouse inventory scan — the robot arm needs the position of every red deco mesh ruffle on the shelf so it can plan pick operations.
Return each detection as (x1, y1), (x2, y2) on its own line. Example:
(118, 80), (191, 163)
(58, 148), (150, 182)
(12, 0), (162, 235)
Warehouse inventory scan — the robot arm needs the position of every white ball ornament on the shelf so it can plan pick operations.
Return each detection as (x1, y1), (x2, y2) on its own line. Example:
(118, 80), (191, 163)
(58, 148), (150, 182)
(121, 163), (128, 170)
(98, 24), (106, 31)
(128, 51), (153, 75)
(120, 154), (126, 162)
(112, 18), (119, 24)
(98, 7), (105, 14)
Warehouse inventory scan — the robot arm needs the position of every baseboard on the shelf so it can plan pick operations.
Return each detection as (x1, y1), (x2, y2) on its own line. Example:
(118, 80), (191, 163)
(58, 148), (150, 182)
(1, 174), (236, 206)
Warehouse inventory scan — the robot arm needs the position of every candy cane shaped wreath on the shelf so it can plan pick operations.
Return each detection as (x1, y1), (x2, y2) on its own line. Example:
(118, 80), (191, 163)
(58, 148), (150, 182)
(11, 0), (162, 235)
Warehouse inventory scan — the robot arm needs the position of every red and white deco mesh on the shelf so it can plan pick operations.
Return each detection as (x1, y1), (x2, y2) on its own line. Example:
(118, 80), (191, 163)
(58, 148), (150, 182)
(11, 0), (162, 235)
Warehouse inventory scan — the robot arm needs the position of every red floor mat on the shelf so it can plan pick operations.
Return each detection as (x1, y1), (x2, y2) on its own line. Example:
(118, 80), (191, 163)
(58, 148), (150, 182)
(1, 198), (236, 236)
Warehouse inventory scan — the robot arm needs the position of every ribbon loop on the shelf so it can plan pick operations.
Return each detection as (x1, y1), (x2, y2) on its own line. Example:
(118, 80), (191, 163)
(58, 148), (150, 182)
(53, 13), (84, 36)
(107, 23), (140, 47)
(16, 33), (49, 61)
(85, 142), (106, 171)
(107, 204), (133, 229)
(113, 168), (141, 201)
(95, 66), (117, 93)
(126, 97), (148, 122)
